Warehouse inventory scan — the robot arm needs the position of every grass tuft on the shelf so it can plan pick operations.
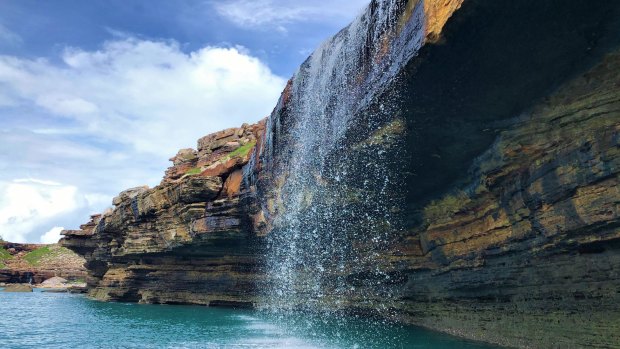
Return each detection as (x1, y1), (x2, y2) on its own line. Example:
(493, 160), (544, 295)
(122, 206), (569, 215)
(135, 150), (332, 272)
(227, 141), (256, 159)
(0, 247), (11, 259)
(185, 167), (202, 176)
(0, 247), (12, 269)
(23, 245), (63, 266)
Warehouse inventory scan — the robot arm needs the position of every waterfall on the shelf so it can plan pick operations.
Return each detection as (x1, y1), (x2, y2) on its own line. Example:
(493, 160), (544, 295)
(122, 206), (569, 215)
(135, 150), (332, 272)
(248, 0), (429, 313)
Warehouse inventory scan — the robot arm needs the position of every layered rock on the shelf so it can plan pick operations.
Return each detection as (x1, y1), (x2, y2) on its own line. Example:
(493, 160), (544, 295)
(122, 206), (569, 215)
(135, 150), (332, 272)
(61, 0), (620, 348)
(394, 51), (620, 348)
(246, 0), (620, 347)
(62, 122), (265, 306)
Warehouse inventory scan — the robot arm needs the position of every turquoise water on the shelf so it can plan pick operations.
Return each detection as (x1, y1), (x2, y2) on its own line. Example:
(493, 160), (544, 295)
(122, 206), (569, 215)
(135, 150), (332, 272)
(0, 290), (498, 348)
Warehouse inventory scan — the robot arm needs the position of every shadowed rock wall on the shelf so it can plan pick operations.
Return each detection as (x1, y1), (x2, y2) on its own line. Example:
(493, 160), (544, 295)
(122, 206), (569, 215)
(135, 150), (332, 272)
(62, 0), (620, 347)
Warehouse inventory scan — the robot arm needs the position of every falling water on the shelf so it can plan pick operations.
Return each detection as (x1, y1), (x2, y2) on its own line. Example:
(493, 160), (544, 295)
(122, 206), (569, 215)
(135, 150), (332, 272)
(248, 0), (429, 315)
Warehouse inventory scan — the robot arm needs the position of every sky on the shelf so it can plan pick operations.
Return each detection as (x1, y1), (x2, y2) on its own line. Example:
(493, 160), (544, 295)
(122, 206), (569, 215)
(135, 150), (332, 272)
(0, 0), (369, 243)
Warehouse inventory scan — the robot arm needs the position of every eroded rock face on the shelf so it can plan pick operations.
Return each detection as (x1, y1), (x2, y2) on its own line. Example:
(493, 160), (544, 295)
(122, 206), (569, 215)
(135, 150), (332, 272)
(62, 121), (266, 306)
(62, 0), (620, 348)
(394, 51), (620, 348)
(246, 0), (620, 347)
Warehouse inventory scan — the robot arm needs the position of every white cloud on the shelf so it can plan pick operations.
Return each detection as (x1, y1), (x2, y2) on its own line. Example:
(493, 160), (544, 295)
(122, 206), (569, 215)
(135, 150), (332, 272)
(41, 226), (64, 244)
(0, 37), (286, 242)
(0, 177), (115, 243)
(213, 0), (369, 28)
(0, 180), (77, 243)
(0, 38), (286, 155)
(36, 94), (99, 116)
(14, 178), (62, 186)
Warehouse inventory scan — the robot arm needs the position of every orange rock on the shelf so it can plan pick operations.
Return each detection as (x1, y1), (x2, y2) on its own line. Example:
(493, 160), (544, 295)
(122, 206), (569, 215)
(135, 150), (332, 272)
(281, 79), (294, 107)
(200, 157), (241, 177)
(222, 169), (244, 198)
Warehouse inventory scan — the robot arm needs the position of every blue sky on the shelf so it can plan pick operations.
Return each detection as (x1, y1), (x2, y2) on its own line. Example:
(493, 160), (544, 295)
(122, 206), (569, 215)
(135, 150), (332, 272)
(0, 0), (369, 243)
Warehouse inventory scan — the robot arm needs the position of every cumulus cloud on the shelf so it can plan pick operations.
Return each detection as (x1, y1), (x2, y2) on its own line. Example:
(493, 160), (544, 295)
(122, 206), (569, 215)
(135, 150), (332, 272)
(0, 180), (77, 242)
(0, 38), (286, 155)
(41, 226), (64, 244)
(213, 0), (369, 28)
(0, 37), (286, 242)
(0, 178), (113, 243)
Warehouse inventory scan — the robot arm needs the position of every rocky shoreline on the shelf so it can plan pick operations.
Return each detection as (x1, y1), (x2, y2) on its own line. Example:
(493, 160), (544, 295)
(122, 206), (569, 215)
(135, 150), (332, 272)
(1, 280), (87, 293)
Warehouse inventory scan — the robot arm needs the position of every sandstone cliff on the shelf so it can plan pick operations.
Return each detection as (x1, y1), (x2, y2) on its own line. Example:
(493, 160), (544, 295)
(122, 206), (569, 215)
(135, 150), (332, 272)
(61, 0), (620, 348)
(62, 122), (265, 306)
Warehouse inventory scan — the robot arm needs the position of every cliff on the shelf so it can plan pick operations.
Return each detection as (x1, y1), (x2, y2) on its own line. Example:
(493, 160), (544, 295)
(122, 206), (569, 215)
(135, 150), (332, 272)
(61, 0), (620, 348)
(396, 51), (620, 348)
(61, 122), (265, 306)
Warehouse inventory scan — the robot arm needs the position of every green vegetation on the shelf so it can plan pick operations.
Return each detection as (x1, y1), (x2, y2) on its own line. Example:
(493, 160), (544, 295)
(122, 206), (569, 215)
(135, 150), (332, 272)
(23, 245), (74, 266)
(23, 245), (53, 265)
(0, 247), (12, 269)
(183, 141), (255, 178)
(185, 167), (202, 176)
(0, 248), (10, 259)
(0, 244), (80, 269)
(227, 141), (256, 158)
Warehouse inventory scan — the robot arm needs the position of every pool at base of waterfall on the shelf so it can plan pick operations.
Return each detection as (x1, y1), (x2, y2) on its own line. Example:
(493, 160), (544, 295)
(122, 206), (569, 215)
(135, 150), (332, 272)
(0, 290), (500, 348)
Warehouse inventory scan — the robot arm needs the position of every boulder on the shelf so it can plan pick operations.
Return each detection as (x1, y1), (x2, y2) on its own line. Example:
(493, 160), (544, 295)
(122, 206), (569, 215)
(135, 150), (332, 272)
(40, 276), (68, 288)
(112, 186), (149, 206)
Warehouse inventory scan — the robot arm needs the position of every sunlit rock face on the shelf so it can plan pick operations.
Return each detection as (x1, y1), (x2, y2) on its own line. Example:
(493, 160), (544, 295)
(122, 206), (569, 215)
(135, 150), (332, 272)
(63, 0), (620, 347)
(62, 122), (266, 307)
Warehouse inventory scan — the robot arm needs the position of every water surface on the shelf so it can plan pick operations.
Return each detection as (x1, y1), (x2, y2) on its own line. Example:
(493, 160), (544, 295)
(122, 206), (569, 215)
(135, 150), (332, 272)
(0, 290), (499, 348)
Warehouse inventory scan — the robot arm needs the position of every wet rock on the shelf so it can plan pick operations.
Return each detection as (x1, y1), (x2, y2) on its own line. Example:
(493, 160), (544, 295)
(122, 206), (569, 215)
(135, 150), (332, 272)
(3, 284), (33, 292)
(59, 1), (620, 348)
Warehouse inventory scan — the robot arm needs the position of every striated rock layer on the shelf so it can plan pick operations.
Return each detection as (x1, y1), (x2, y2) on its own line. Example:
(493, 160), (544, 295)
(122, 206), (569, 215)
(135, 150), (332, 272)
(62, 0), (620, 348)
(62, 122), (265, 306)
(394, 51), (620, 348)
